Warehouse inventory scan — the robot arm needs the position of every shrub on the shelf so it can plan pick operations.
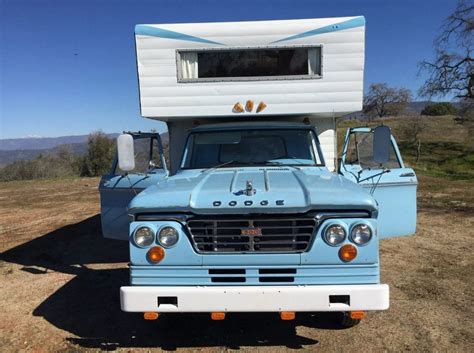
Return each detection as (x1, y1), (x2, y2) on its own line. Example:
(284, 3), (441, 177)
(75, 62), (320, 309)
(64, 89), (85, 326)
(0, 147), (81, 181)
(80, 131), (116, 177)
(421, 102), (458, 116)
(0, 131), (116, 181)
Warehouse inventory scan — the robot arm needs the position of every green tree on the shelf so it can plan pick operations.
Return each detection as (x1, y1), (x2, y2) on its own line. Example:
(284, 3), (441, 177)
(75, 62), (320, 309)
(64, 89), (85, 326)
(421, 102), (458, 116)
(81, 131), (116, 176)
(0, 146), (81, 181)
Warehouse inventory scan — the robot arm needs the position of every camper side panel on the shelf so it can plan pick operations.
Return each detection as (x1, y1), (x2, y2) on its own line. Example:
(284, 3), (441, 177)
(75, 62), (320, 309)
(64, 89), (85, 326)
(135, 16), (365, 119)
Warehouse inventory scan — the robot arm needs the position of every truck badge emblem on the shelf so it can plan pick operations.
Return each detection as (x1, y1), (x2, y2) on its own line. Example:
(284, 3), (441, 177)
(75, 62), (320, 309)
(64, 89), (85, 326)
(241, 227), (262, 236)
(245, 180), (256, 196)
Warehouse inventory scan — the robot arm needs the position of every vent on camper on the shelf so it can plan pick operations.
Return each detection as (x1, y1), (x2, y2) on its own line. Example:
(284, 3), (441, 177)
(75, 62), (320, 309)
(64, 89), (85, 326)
(186, 215), (317, 253)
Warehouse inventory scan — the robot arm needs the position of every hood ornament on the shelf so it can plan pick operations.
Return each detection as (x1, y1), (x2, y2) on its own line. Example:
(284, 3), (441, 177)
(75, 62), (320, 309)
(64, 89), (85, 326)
(245, 180), (256, 196)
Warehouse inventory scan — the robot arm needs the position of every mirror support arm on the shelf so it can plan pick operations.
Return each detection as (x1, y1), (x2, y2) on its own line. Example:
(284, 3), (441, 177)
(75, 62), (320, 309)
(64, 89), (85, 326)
(155, 134), (169, 177)
(357, 169), (391, 183)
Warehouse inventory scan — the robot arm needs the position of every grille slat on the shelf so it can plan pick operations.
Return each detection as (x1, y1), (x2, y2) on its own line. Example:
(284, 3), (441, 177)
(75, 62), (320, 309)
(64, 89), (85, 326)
(196, 241), (310, 246)
(194, 233), (312, 238)
(190, 225), (313, 230)
(187, 215), (317, 253)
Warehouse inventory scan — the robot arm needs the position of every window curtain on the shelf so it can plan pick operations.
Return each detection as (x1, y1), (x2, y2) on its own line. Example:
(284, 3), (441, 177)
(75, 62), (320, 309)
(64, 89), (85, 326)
(308, 47), (321, 76)
(180, 52), (198, 79)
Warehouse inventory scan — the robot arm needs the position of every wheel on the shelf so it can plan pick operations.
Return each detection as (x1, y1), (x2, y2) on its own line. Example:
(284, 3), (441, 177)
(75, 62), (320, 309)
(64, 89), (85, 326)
(338, 312), (361, 328)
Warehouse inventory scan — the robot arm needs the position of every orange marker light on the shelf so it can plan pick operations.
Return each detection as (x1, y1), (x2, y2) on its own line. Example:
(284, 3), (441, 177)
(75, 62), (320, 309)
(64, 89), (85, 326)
(144, 312), (159, 320)
(245, 100), (254, 112)
(256, 101), (267, 113)
(147, 246), (165, 264)
(350, 311), (366, 320)
(233, 102), (244, 113)
(280, 311), (296, 321)
(211, 312), (226, 320)
(339, 244), (357, 262)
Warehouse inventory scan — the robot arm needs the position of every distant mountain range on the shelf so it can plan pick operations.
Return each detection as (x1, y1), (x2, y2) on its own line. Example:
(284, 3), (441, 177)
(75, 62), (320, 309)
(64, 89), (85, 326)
(0, 132), (169, 167)
(0, 133), (120, 151)
(0, 134), (120, 166)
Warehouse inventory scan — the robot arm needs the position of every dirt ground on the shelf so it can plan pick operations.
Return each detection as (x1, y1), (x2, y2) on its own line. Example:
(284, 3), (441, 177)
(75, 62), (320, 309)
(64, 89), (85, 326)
(0, 177), (473, 352)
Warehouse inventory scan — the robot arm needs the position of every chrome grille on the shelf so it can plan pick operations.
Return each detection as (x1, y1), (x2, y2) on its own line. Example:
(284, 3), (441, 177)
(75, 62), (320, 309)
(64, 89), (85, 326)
(186, 215), (317, 253)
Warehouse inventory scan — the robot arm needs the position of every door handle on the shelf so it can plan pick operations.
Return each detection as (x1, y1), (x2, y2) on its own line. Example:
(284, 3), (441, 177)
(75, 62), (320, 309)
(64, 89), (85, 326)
(400, 172), (415, 177)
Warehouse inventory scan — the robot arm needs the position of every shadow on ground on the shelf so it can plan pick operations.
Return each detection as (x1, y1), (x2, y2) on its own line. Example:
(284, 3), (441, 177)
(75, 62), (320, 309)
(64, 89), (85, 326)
(1, 215), (349, 350)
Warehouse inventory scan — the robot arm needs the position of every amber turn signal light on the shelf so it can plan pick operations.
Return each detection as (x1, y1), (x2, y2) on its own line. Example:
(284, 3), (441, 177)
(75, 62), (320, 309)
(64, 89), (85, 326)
(245, 100), (254, 112)
(233, 102), (244, 113)
(350, 311), (366, 320)
(256, 101), (267, 113)
(144, 312), (159, 320)
(339, 244), (357, 262)
(147, 246), (165, 264)
(280, 311), (295, 321)
(211, 312), (226, 320)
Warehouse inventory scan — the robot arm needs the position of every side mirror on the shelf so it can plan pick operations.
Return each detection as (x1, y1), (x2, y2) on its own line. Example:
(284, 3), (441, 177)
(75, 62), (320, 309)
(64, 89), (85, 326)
(373, 126), (391, 164)
(117, 134), (135, 172)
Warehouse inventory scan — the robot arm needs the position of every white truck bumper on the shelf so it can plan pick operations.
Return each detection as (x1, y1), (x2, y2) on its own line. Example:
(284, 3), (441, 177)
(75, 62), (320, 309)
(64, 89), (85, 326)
(120, 284), (389, 312)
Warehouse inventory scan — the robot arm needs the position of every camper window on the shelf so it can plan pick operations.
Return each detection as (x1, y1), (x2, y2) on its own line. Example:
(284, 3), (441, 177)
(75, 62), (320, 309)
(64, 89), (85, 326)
(178, 46), (321, 82)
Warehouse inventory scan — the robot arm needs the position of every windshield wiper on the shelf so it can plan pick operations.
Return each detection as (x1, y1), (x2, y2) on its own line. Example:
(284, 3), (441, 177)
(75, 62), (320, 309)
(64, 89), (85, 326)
(263, 157), (317, 166)
(201, 160), (236, 173)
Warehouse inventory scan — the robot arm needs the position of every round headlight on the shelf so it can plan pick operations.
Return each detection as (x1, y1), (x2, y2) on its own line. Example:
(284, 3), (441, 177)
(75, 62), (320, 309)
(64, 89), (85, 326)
(158, 226), (179, 248)
(324, 224), (346, 246)
(134, 226), (155, 247)
(350, 224), (372, 245)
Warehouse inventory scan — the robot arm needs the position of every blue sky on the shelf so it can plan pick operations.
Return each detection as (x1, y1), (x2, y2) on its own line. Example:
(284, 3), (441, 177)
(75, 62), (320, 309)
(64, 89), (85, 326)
(1, 0), (457, 138)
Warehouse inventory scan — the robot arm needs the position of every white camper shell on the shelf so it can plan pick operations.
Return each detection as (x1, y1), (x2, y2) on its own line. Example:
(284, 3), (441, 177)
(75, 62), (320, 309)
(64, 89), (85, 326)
(134, 16), (366, 171)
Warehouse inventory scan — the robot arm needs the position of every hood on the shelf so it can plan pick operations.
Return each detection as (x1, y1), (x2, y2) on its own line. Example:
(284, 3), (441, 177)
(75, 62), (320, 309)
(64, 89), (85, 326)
(128, 167), (377, 214)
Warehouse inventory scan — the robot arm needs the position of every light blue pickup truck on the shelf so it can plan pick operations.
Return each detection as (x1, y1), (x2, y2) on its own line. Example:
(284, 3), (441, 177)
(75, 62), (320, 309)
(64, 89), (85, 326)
(99, 121), (417, 327)
(99, 16), (417, 326)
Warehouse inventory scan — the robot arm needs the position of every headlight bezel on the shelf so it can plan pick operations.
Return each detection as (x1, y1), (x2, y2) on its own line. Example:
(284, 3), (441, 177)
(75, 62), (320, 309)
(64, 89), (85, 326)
(133, 226), (155, 248)
(323, 223), (347, 246)
(158, 226), (179, 248)
(350, 223), (373, 246)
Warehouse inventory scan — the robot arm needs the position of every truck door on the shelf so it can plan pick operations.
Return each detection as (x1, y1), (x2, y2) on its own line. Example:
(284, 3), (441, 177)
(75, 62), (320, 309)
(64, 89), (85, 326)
(99, 132), (168, 240)
(339, 127), (417, 239)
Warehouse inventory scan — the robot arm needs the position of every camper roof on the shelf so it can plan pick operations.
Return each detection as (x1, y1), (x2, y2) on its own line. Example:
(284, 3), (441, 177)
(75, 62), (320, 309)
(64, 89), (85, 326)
(135, 16), (365, 121)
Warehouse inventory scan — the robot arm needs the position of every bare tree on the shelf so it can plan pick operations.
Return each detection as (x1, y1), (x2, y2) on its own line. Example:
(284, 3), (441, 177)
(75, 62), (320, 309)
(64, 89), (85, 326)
(363, 83), (412, 119)
(418, 0), (473, 99)
(402, 116), (426, 162)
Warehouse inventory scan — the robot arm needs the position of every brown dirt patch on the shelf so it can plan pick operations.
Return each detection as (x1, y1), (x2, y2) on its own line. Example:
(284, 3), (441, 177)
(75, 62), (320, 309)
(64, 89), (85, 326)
(0, 177), (473, 352)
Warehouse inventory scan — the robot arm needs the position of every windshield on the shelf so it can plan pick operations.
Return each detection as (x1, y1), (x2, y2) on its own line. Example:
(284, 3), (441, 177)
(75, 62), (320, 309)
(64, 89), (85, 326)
(181, 128), (324, 169)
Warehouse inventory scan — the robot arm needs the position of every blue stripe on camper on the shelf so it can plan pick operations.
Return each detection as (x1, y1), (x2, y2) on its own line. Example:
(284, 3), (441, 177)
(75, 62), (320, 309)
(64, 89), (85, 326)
(271, 16), (365, 43)
(135, 25), (223, 45)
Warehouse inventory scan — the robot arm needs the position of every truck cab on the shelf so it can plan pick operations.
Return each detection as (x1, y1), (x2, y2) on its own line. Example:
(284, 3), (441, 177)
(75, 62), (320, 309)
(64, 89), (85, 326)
(99, 16), (417, 326)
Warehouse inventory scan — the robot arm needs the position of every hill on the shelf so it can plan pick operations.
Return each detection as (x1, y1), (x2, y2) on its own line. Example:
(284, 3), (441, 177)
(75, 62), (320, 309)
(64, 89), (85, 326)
(0, 133), (119, 166)
(0, 134), (120, 151)
(0, 132), (169, 166)
(0, 143), (89, 166)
